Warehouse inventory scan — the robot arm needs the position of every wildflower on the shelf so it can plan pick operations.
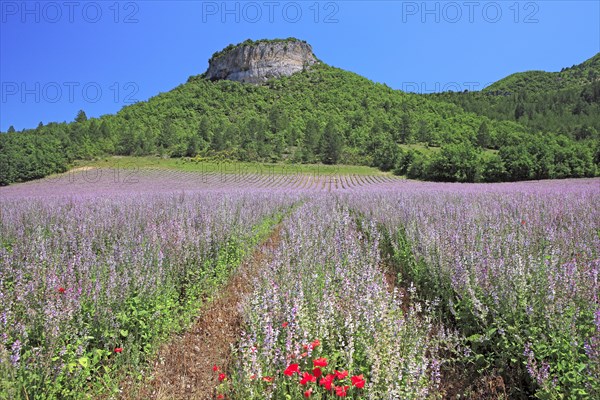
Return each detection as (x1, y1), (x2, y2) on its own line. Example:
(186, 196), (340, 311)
(312, 367), (322, 378)
(351, 374), (365, 388)
(282, 321), (289, 328)
(250, 374), (256, 380)
(262, 376), (274, 383)
(213, 365), (219, 372)
(313, 357), (328, 367)
(304, 388), (313, 398)
(114, 347), (123, 353)
(284, 363), (300, 376)
(335, 370), (348, 380)
(320, 374), (335, 390)
(311, 339), (320, 348)
(300, 352), (308, 358)
(58, 287), (66, 294)
(335, 385), (349, 397)
(10, 340), (21, 366)
(218, 373), (226, 382)
(217, 395), (225, 400)
(300, 372), (317, 385)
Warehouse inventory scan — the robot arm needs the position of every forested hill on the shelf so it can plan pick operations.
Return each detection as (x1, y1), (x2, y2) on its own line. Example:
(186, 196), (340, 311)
(429, 53), (600, 160)
(1, 41), (599, 185)
(484, 53), (600, 94)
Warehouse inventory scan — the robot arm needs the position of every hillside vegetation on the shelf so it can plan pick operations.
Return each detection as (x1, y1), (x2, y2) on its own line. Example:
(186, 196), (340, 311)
(430, 53), (600, 168)
(2, 49), (599, 185)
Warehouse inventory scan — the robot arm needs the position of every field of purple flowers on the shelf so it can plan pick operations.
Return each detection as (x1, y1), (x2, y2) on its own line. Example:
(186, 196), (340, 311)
(0, 174), (298, 398)
(0, 170), (598, 399)
(349, 179), (600, 398)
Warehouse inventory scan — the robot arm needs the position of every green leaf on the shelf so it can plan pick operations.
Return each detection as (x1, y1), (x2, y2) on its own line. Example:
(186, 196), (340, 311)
(120, 329), (129, 337)
(78, 357), (89, 368)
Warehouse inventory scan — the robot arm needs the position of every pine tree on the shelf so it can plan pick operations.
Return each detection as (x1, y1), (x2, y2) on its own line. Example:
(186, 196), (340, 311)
(320, 120), (343, 164)
(75, 110), (88, 123)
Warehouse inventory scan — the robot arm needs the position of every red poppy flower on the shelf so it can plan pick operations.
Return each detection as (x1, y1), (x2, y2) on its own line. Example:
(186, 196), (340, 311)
(216, 395), (225, 400)
(312, 367), (322, 378)
(58, 287), (66, 294)
(335, 385), (349, 397)
(284, 363), (300, 376)
(114, 347), (123, 353)
(300, 372), (317, 385)
(262, 376), (274, 383)
(282, 321), (289, 328)
(304, 388), (313, 398)
(250, 374), (256, 380)
(521, 219), (526, 225)
(335, 370), (348, 380)
(313, 357), (328, 367)
(311, 339), (320, 348)
(319, 374), (335, 390)
(351, 374), (365, 389)
(218, 373), (226, 382)
(212, 365), (219, 372)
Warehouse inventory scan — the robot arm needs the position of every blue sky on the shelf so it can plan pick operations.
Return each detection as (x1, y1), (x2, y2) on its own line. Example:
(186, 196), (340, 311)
(1, 1), (599, 131)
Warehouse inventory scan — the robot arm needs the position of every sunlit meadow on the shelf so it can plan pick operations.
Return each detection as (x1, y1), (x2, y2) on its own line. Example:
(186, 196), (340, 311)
(0, 170), (598, 399)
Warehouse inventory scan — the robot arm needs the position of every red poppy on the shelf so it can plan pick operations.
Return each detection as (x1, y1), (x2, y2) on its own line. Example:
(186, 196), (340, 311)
(282, 321), (289, 328)
(114, 347), (123, 353)
(335, 385), (349, 397)
(212, 365), (219, 372)
(216, 395), (225, 400)
(304, 388), (313, 398)
(335, 370), (348, 380)
(262, 376), (274, 383)
(521, 219), (526, 225)
(58, 287), (66, 294)
(284, 363), (300, 376)
(250, 374), (256, 380)
(312, 367), (322, 378)
(320, 374), (335, 390)
(351, 374), (365, 389)
(313, 357), (328, 367)
(218, 373), (226, 382)
(300, 371), (317, 385)
(311, 339), (320, 348)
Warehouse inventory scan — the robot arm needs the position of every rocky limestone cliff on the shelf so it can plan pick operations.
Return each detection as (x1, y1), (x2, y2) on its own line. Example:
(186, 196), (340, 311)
(205, 39), (318, 84)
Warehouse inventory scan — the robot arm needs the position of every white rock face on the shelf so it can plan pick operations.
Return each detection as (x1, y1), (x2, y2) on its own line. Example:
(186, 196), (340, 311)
(205, 40), (318, 84)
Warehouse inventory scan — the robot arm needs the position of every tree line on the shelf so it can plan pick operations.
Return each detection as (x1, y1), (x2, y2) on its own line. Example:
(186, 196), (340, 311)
(2, 64), (598, 185)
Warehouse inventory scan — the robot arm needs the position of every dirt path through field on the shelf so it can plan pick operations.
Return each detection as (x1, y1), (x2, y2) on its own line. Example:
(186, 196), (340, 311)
(124, 225), (282, 400)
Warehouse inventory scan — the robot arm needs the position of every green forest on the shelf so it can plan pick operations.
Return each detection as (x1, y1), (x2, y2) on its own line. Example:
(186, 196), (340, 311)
(1, 44), (599, 185)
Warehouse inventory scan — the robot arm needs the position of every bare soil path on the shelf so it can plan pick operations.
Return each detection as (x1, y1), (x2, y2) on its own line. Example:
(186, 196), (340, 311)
(123, 225), (282, 400)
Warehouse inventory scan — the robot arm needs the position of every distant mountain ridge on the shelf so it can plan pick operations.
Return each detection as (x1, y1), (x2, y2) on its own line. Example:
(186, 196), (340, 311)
(484, 53), (600, 94)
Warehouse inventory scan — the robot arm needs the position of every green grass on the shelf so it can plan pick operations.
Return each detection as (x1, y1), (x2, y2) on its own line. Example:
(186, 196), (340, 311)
(398, 143), (441, 155)
(74, 156), (389, 176)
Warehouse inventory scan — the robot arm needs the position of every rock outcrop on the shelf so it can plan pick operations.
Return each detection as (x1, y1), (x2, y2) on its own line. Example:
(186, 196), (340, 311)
(205, 39), (318, 84)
